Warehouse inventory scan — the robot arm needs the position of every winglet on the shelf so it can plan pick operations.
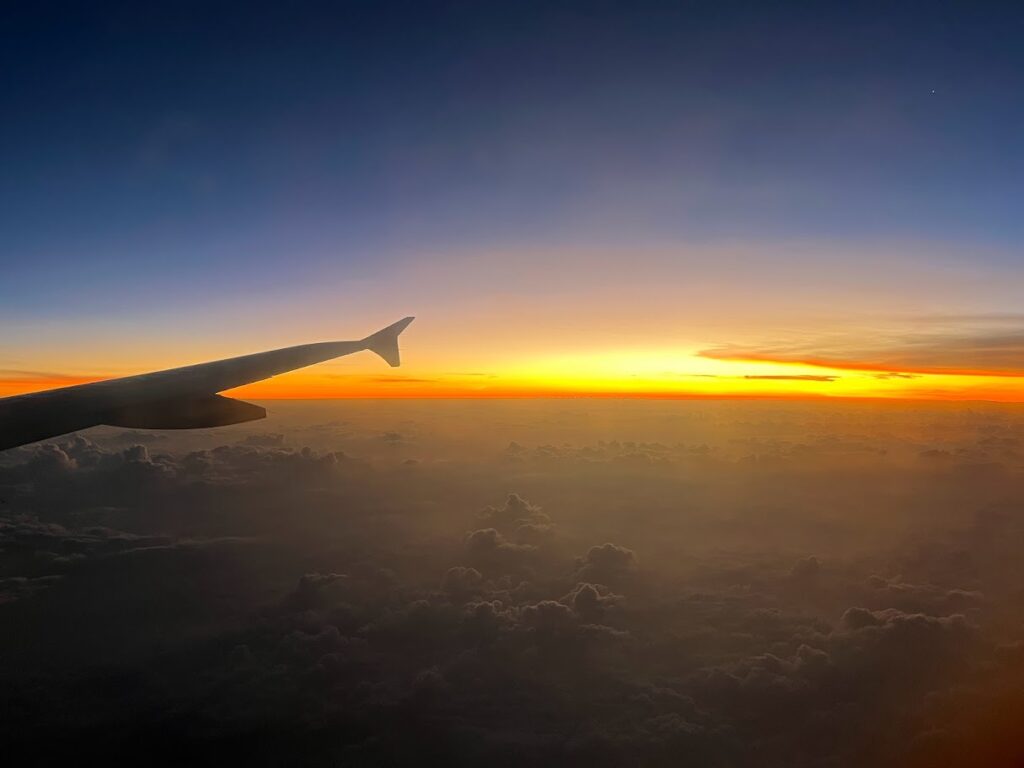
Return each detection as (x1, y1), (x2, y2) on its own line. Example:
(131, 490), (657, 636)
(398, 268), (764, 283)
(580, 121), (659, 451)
(362, 317), (415, 367)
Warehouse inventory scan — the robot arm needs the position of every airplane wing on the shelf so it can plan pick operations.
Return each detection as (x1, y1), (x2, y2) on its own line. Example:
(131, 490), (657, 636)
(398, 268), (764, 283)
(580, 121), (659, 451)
(0, 317), (414, 451)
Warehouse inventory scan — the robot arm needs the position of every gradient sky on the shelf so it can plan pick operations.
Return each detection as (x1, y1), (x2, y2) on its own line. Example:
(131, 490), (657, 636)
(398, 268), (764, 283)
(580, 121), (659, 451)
(4, 1), (1024, 401)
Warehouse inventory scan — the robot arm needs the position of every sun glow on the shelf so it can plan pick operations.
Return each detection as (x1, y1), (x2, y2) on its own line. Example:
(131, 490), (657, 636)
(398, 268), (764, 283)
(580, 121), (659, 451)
(218, 348), (1024, 402)
(7, 340), (1024, 404)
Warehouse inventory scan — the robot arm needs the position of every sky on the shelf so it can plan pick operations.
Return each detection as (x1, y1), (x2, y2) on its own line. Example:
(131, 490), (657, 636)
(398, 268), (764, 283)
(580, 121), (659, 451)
(4, 1), (1024, 401)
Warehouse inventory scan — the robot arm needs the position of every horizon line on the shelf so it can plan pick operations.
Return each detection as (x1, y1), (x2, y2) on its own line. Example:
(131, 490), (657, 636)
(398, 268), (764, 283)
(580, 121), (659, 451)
(235, 392), (1024, 407)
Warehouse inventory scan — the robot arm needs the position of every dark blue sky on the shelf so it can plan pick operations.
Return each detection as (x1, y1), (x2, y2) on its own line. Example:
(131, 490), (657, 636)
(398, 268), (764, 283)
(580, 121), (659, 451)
(3, 1), (1023, 331)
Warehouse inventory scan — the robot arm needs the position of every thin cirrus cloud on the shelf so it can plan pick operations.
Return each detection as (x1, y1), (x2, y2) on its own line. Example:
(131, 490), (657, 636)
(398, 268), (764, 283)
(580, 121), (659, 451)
(0, 370), (101, 397)
(744, 374), (840, 382)
(0, 370), (89, 381)
(700, 330), (1024, 379)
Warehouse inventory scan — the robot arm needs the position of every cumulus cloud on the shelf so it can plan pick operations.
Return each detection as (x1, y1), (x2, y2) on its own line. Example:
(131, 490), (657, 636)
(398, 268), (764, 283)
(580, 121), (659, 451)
(563, 582), (621, 623)
(478, 492), (554, 538)
(464, 527), (536, 572)
(576, 542), (637, 584)
(789, 555), (821, 583)
(441, 566), (484, 602)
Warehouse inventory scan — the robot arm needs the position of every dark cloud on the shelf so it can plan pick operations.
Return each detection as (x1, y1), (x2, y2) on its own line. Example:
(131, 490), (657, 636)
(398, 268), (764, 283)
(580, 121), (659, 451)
(478, 493), (553, 532)
(442, 566), (484, 603)
(744, 374), (839, 382)
(563, 582), (621, 623)
(789, 555), (821, 582)
(464, 528), (536, 573)
(366, 376), (439, 384)
(873, 372), (921, 380)
(0, 574), (61, 604)
(240, 432), (286, 447)
(576, 542), (637, 584)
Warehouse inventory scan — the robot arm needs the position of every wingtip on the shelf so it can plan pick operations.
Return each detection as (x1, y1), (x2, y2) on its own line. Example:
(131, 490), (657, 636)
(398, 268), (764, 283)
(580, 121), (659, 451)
(363, 316), (415, 367)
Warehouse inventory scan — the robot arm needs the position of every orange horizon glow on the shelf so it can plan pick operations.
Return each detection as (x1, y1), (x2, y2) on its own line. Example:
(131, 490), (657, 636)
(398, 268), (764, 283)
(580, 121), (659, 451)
(6, 355), (1024, 404)
(8, 239), (1024, 407)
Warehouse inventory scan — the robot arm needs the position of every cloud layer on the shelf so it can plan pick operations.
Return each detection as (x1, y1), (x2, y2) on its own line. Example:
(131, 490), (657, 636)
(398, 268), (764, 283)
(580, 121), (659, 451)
(2, 400), (1024, 765)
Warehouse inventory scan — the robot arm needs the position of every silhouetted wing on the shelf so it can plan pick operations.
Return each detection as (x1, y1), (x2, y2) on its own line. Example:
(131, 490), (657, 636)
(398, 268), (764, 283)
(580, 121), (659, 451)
(0, 317), (414, 450)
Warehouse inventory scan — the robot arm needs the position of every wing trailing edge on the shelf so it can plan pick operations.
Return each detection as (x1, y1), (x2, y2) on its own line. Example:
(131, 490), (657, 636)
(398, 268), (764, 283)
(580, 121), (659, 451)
(100, 394), (266, 430)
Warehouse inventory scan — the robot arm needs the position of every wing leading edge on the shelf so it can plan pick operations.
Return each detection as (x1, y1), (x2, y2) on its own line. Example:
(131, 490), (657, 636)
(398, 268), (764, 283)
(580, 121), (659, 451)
(0, 317), (415, 451)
